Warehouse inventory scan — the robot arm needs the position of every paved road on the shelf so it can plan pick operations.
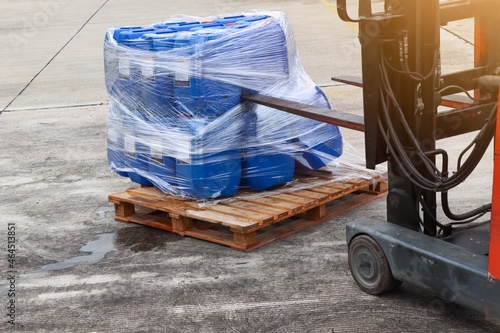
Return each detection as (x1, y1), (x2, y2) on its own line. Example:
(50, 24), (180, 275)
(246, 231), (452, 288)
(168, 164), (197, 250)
(1, 0), (499, 332)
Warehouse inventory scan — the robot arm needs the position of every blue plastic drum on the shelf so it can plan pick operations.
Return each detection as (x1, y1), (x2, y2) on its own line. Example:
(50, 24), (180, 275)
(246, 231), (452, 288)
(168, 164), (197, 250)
(294, 87), (343, 170)
(241, 111), (294, 190)
(175, 118), (242, 198)
(116, 28), (155, 113)
(142, 30), (178, 117)
(113, 28), (159, 185)
(172, 27), (241, 118)
(233, 16), (289, 92)
(147, 118), (177, 188)
(106, 27), (150, 179)
(120, 112), (153, 186)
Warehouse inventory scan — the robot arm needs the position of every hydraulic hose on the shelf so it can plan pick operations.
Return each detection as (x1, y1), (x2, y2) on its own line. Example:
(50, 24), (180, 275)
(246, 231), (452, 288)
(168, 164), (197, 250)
(441, 191), (491, 221)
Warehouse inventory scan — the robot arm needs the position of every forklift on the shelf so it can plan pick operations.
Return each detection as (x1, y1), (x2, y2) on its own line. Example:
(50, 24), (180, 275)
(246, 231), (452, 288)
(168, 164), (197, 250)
(244, 0), (500, 324)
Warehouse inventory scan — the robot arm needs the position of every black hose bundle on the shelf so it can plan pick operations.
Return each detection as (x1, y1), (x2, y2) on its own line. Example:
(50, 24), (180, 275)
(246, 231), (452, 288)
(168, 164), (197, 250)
(377, 42), (495, 225)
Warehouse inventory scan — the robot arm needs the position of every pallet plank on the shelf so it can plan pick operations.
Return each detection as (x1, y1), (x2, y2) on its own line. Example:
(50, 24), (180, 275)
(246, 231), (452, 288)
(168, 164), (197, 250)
(126, 187), (204, 210)
(293, 189), (330, 200)
(248, 217), (327, 251)
(327, 183), (355, 191)
(183, 209), (259, 231)
(243, 197), (302, 212)
(115, 213), (173, 232)
(346, 178), (370, 186)
(110, 191), (187, 216)
(271, 193), (318, 206)
(221, 201), (289, 219)
(205, 204), (274, 224)
(184, 226), (236, 248)
(304, 187), (341, 198)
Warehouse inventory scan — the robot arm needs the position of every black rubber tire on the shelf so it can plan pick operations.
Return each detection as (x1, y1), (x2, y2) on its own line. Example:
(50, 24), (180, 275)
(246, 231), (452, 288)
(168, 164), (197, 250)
(348, 234), (402, 295)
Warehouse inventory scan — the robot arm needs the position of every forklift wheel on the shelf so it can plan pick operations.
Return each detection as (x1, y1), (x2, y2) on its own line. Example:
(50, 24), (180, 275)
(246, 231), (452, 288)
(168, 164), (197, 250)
(348, 234), (402, 295)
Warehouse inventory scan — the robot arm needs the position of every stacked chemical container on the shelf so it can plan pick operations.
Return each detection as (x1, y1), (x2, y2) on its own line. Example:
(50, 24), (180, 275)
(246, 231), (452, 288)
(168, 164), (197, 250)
(106, 26), (155, 185)
(104, 12), (343, 199)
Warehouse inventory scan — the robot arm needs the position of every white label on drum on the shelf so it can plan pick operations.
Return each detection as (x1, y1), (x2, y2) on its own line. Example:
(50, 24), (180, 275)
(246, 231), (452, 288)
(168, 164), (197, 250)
(108, 131), (118, 143)
(142, 54), (155, 81)
(118, 57), (130, 79)
(124, 136), (136, 156)
(175, 58), (190, 86)
(150, 145), (163, 162)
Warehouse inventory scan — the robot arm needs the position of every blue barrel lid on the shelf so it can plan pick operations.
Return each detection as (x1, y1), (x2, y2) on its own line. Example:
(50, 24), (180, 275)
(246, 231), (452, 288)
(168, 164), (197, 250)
(146, 32), (178, 50)
(153, 21), (187, 29)
(143, 30), (177, 40)
(227, 22), (251, 30)
(169, 22), (202, 31)
(154, 28), (175, 33)
(118, 28), (155, 41)
(239, 15), (269, 23)
(190, 22), (224, 31)
(114, 28), (157, 51)
(214, 15), (245, 24)
(112, 26), (143, 41)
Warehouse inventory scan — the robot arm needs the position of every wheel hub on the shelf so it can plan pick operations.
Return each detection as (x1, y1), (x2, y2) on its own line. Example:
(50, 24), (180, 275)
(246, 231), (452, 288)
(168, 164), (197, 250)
(358, 252), (377, 280)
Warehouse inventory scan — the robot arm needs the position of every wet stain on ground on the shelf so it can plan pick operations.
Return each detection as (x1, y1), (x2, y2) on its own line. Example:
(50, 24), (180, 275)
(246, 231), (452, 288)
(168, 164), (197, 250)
(115, 226), (183, 252)
(35, 233), (115, 273)
(0, 227), (183, 290)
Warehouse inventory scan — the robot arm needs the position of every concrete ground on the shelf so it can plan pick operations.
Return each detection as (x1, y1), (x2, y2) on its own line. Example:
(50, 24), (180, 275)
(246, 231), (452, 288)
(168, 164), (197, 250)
(1, 0), (499, 332)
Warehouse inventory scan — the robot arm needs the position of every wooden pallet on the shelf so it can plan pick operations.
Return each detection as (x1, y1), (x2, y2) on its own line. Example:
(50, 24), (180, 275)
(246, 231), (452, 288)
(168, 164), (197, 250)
(108, 175), (387, 251)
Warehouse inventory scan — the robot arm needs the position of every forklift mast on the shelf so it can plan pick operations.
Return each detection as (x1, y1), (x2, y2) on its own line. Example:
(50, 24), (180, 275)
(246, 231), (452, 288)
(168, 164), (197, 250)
(338, 0), (500, 233)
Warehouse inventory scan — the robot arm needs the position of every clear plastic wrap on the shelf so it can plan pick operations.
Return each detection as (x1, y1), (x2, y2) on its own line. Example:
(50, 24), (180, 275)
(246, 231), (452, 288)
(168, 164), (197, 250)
(104, 11), (344, 199)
